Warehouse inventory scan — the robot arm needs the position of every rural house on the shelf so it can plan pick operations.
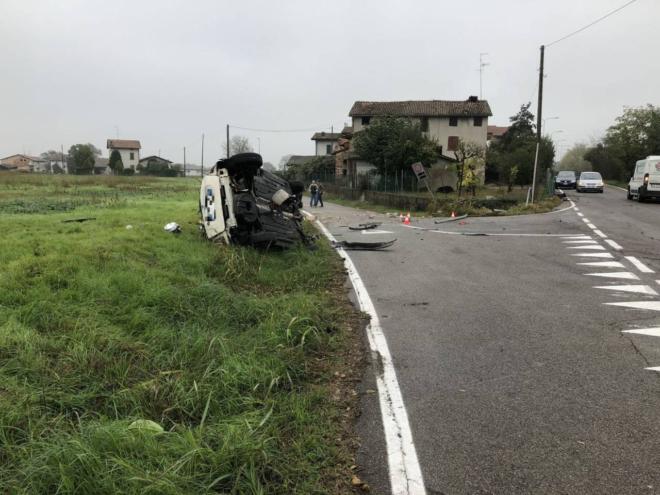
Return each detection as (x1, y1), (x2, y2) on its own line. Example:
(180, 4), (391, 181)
(107, 139), (141, 171)
(310, 132), (341, 156)
(0, 154), (45, 172)
(336, 97), (492, 189)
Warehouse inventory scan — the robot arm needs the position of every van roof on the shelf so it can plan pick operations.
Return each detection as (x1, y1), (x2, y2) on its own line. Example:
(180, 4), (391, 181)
(646, 156), (660, 160)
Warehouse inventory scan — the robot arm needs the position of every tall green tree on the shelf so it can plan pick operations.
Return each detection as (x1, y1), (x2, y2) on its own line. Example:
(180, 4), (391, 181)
(487, 102), (555, 191)
(353, 117), (439, 176)
(587, 105), (660, 179)
(67, 144), (96, 175)
(108, 149), (124, 175)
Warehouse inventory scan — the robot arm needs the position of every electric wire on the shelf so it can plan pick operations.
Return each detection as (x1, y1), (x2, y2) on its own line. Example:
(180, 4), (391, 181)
(546, 0), (640, 47)
(229, 124), (338, 133)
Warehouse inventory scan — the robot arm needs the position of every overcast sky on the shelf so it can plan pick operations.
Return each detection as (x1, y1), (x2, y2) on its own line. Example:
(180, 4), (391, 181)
(1, 0), (657, 166)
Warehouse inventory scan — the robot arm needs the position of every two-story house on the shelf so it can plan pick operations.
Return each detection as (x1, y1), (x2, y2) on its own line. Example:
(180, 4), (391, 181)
(107, 139), (141, 171)
(339, 97), (492, 189)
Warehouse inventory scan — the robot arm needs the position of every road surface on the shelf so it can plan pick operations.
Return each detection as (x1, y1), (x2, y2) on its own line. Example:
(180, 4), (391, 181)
(314, 187), (660, 495)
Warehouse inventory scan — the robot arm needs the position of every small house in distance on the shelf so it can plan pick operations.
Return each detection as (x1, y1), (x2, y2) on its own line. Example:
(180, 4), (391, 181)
(107, 139), (141, 171)
(311, 132), (341, 156)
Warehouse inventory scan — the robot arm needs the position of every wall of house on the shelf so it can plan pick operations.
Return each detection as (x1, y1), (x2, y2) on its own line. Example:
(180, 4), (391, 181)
(427, 117), (488, 157)
(315, 140), (335, 156)
(111, 148), (140, 169)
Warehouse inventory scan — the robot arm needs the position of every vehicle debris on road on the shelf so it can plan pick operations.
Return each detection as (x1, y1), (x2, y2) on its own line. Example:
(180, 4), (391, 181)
(348, 222), (381, 231)
(332, 239), (396, 250)
(164, 222), (182, 233)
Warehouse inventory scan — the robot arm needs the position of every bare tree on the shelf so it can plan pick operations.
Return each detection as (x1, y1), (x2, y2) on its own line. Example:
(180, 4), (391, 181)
(223, 135), (253, 156)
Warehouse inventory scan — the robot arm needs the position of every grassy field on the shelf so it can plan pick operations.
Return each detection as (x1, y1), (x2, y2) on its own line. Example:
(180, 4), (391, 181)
(0, 174), (362, 494)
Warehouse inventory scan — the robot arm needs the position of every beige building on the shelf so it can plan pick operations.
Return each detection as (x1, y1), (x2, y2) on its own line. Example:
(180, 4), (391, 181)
(0, 154), (44, 172)
(107, 139), (141, 170)
(337, 97), (492, 189)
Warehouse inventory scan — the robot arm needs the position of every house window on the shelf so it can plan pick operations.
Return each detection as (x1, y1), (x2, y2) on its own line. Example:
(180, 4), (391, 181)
(449, 117), (458, 127)
(326, 144), (332, 154)
(130, 152), (135, 160)
(361, 116), (371, 126)
(420, 117), (429, 132)
(447, 136), (459, 152)
(473, 117), (483, 127)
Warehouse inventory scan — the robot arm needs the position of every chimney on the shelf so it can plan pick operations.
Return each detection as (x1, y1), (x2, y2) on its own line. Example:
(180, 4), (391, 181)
(468, 95), (478, 102)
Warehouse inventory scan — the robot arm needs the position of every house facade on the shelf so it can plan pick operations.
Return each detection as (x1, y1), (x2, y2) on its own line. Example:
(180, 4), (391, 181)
(310, 132), (341, 156)
(337, 97), (492, 188)
(107, 139), (141, 170)
(0, 154), (44, 172)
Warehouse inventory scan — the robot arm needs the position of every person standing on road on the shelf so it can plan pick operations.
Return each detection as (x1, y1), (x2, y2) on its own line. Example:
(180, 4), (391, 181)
(309, 180), (319, 207)
(317, 182), (324, 207)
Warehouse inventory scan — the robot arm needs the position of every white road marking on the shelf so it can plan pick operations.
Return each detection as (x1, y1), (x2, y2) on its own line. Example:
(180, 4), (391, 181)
(406, 226), (577, 237)
(563, 240), (598, 244)
(605, 301), (660, 311)
(577, 261), (625, 268)
(625, 256), (655, 274)
(571, 252), (614, 258)
(604, 239), (623, 250)
(576, 212), (584, 217)
(582, 218), (590, 223)
(645, 367), (660, 372)
(607, 184), (628, 192)
(594, 285), (658, 295)
(586, 272), (640, 280)
(561, 236), (592, 240)
(593, 230), (608, 238)
(311, 216), (426, 495)
(622, 328), (660, 337)
(587, 223), (597, 229)
(361, 230), (394, 235)
(567, 245), (605, 250)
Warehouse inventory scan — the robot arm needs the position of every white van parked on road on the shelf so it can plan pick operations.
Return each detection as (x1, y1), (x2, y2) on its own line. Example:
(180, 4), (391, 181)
(628, 155), (660, 202)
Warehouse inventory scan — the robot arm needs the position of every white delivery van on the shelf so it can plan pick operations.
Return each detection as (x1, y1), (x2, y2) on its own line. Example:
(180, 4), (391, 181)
(628, 156), (660, 202)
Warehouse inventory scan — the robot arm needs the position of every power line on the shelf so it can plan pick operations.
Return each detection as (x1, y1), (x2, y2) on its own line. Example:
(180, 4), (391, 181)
(546, 0), (639, 47)
(229, 124), (335, 133)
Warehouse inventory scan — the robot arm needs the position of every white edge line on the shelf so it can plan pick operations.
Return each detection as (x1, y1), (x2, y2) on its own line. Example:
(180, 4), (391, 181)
(625, 256), (656, 274)
(308, 212), (426, 494)
(607, 184), (628, 192)
(593, 229), (608, 238)
(587, 223), (597, 229)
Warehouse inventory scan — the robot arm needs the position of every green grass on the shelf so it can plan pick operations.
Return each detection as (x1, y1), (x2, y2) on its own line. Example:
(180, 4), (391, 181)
(0, 174), (358, 494)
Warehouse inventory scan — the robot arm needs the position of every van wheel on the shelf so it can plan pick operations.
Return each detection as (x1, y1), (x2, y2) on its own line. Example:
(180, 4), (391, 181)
(627, 188), (633, 200)
(637, 189), (646, 203)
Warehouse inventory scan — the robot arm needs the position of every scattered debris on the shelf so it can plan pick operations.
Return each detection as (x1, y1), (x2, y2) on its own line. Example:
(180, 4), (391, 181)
(200, 153), (313, 250)
(348, 222), (381, 231)
(333, 239), (396, 250)
(62, 217), (96, 223)
(434, 214), (468, 224)
(164, 222), (181, 233)
(125, 225), (133, 230)
(351, 474), (370, 492)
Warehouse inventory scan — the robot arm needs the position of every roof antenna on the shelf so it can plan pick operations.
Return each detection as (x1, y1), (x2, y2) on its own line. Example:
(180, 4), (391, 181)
(479, 53), (489, 99)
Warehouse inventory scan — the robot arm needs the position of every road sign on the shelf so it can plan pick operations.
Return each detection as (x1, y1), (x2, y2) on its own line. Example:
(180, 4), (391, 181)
(411, 162), (427, 180)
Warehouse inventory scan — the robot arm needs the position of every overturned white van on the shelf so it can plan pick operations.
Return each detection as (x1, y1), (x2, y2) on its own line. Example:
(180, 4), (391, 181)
(628, 156), (660, 202)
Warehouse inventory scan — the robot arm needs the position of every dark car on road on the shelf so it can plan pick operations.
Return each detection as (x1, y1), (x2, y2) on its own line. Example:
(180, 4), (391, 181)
(555, 170), (577, 189)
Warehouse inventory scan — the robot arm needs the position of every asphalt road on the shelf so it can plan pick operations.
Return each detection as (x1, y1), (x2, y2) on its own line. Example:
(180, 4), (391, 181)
(314, 187), (660, 495)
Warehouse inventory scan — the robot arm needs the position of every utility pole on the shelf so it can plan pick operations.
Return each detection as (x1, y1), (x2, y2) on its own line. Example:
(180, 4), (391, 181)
(530, 44), (545, 204)
(479, 53), (489, 99)
(183, 146), (186, 177)
(201, 133), (205, 176)
(226, 124), (230, 158)
(60, 144), (65, 174)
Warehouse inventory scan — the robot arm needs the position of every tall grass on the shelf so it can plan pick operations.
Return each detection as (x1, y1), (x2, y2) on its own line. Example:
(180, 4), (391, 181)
(0, 175), (354, 494)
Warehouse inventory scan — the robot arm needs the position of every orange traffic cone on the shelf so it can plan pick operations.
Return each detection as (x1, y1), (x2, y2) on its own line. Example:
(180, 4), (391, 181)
(403, 213), (411, 225)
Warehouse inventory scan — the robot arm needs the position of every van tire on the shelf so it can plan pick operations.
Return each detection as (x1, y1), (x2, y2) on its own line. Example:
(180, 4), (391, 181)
(627, 188), (633, 200)
(637, 188), (646, 203)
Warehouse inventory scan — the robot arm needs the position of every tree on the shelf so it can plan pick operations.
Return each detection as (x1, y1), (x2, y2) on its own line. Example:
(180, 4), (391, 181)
(282, 156), (334, 182)
(487, 103), (555, 191)
(223, 135), (253, 156)
(67, 144), (96, 175)
(108, 149), (124, 175)
(558, 144), (591, 172)
(40, 150), (63, 161)
(353, 116), (439, 176)
(581, 105), (660, 181)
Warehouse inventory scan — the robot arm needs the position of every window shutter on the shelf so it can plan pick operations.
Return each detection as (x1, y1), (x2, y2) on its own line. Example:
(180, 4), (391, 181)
(448, 136), (459, 151)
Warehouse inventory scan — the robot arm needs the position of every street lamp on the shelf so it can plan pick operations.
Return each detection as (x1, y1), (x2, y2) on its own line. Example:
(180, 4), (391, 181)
(543, 116), (559, 129)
